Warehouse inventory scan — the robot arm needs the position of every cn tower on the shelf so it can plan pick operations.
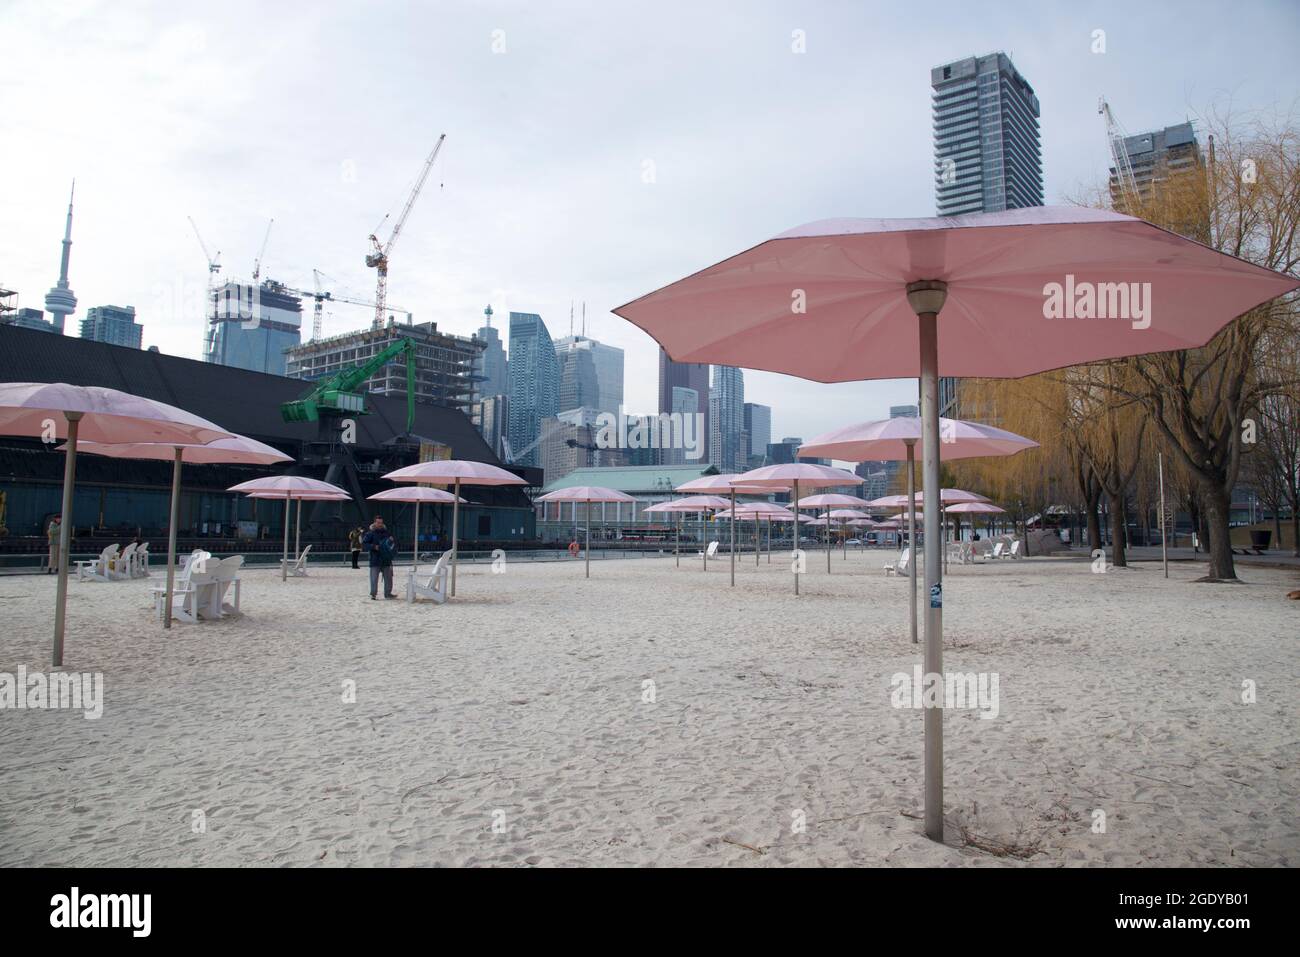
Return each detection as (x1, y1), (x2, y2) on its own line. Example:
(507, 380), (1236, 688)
(44, 181), (77, 334)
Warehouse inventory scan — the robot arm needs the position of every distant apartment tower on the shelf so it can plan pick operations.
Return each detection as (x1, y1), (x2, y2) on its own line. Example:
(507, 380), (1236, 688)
(657, 386), (700, 467)
(507, 312), (560, 468)
(743, 402), (772, 465)
(80, 305), (143, 348)
(476, 305), (509, 398)
(932, 52), (1043, 417)
(540, 407), (625, 483)
(767, 436), (802, 466)
(471, 393), (508, 461)
(1108, 122), (1204, 217)
(658, 349), (710, 462)
(205, 280), (303, 376)
(0, 288), (55, 332)
(557, 344), (599, 413)
(709, 366), (746, 473)
(555, 334), (624, 416)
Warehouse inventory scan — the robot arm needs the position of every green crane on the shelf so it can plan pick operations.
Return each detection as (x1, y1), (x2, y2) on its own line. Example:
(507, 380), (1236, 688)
(281, 338), (417, 433)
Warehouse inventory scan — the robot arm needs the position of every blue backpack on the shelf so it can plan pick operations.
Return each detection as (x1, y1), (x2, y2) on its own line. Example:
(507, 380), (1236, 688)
(380, 535), (397, 560)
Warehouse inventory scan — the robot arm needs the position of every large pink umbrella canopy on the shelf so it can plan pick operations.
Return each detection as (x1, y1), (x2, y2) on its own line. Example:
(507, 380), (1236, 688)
(535, 486), (636, 578)
(72, 435), (292, 630)
(945, 501), (1006, 514)
(795, 493), (874, 508)
(870, 489), (991, 506)
(736, 463), (863, 592)
(614, 206), (1300, 844)
(229, 476), (350, 581)
(0, 382), (237, 665)
(645, 497), (730, 566)
(382, 459), (527, 597)
(714, 502), (796, 565)
(799, 416), (1039, 462)
(368, 487), (467, 580)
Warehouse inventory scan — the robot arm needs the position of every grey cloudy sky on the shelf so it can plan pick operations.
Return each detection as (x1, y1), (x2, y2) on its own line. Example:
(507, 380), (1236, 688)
(3, 0), (1297, 445)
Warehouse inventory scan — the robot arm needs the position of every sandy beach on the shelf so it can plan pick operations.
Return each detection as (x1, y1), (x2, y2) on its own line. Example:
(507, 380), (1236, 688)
(1, 552), (1296, 867)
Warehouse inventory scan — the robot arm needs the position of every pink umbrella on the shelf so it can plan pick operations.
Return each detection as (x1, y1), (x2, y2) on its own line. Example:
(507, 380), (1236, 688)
(945, 501), (1006, 513)
(808, 416), (1032, 644)
(367, 487), (467, 581)
(614, 205), (1300, 843)
(535, 486), (637, 578)
(0, 382), (237, 664)
(646, 496), (726, 567)
(715, 501), (796, 565)
(383, 460), (527, 597)
(675, 474), (783, 585)
(869, 489), (991, 506)
(72, 435), (291, 629)
(229, 476), (350, 581)
(798, 493), (875, 572)
(735, 463), (863, 593)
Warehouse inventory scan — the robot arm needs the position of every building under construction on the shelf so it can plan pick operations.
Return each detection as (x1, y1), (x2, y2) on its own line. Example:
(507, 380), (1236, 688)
(284, 318), (485, 411)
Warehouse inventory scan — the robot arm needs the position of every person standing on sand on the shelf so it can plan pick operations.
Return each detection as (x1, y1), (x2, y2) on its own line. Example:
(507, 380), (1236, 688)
(362, 516), (397, 600)
(348, 527), (363, 569)
(46, 515), (62, 574)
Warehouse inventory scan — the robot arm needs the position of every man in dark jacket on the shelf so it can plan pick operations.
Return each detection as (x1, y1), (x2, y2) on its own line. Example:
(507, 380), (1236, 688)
(361, 516), (397, 599)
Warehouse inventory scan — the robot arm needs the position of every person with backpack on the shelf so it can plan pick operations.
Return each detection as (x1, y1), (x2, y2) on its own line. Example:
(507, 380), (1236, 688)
(348, 527), (363, 569)
(362, 516), (398, 600)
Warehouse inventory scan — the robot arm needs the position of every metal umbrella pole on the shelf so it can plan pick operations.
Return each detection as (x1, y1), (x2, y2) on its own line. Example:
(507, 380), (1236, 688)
(52, 412), (81, 666)
(450, 478), (461, 597)
(163, 446), (183, 629)
(825, 508), (832, 574)
(729, 488), (736, 586)
(905, 438), (918, 645)
(793, 478), (801, 595)
(294, 498), (303, 565)
(909, 279), (948, 844)
(281, 488), (291, 582)
(675, 511), (680, 568)
(585, 500), (591, 579)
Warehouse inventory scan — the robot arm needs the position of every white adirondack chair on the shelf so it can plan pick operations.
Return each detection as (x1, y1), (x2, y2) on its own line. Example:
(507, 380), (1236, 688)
(284, 544), (312, 578)
(1009, 540), (1023, 559)
(110, 542), (137, 581)
(152, 550), (211, 623)
(210, 556), (244, 618)
(885, 547), (911, 577)
(699, 541), (719, 560)
(407, 549), (452, 604)
(132, 542), (151, 578)
(76, 544), (118, 582)
(992, 542), (1007, 559)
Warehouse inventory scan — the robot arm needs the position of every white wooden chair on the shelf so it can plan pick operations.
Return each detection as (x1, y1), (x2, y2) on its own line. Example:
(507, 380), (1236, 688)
(152, 550), (211, 623)
(284, 544), (312, 578)
(885, 547), (911, 577)
(699, 541), (719, 560)
(210, 556), (244, 618)
(407, 549), (452, 604)
(110, 542), (137, 580)
(1009, 540), (1023, 559)
(992, 542), (1007, 559)
(132, 542), (151, 578)
(76, 544), (118, 582)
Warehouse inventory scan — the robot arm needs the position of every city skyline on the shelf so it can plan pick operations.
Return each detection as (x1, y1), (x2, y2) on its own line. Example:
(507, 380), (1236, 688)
(2, 0), (1296, 445)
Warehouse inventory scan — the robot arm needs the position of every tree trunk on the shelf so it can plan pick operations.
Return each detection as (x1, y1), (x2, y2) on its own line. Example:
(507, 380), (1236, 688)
(1200, 483), (1238, 581)
(1109, 496), (1128, 567)
(1291, 509), (1299, 558)
(1086, 504), (1101, 551)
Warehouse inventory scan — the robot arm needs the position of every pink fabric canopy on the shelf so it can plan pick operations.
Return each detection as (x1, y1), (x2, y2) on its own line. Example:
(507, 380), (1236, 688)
(645, 495), (731, 511)
(0, 382), (235, 445)
(229, 476), (350, 497)
(945, 501), (1007, 514)
(246, 490), (350, 501)
(674, 474), (782, 494)
(368, 487), (467, 504)
(613, 206), (1300, 382)
(535, 486), (637, 504)
(72, 435), (290, 465)
(736, 463), (863, 489)
(796, 492), (873, 508)
(800, 415), (1038, 462)
(828, 508), (872, 519)
(383, 460), (526, 485)
(869, 489), (991, 506)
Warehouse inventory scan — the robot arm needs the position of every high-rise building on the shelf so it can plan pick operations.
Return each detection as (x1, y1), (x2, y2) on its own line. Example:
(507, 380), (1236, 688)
(0, 287), (55, 332)
(657, 386), (700, 467)
(80, 305), (143, 348)
(709, 365), (746, 473)
(658, 348), (710, 461)
(44, 182), (77, 334)
(507, 311), (560, 468)
(539, 407), (626, 483)
(471, 393), (509, 461)
(557, 343), (599, 413)
(743, 402), (772, 465)
(932, 52), (1042, 416)
(285, 318), (483, 408)
(767, 437), (801, 465)
(476, 304), (509, 398)
(555, 334), (624, 416)
(1108, 122), (1202, 205)
(205, 280), (303, 376)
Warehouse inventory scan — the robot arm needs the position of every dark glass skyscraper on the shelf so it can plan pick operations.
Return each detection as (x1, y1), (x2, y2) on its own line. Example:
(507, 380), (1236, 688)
(507, 311), (559, 468)
(657, 348), (710, 462)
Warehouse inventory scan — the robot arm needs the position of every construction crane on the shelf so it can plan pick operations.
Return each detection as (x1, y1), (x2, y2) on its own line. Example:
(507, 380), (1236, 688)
(1099, 96), (1140, 211)
(188, 216), (221, 360)
(281, 337), (418, 433)
(293, 269), (412, 341)
(251, 218), (274, 283)
(365, 133), (446, 329)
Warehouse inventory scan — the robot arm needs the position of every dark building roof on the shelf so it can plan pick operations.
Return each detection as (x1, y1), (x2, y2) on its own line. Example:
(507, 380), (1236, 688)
(0, 324), (536, 505)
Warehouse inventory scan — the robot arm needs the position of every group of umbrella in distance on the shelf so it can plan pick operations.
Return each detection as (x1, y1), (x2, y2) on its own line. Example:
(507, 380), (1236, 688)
(4, 203), (1297, 845)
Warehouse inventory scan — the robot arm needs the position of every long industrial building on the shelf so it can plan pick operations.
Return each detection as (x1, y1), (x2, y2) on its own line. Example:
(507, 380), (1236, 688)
(0, 324), (537, 554)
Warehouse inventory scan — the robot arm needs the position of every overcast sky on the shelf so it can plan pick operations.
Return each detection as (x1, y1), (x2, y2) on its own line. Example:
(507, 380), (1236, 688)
(3, 0), (1297, 445)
